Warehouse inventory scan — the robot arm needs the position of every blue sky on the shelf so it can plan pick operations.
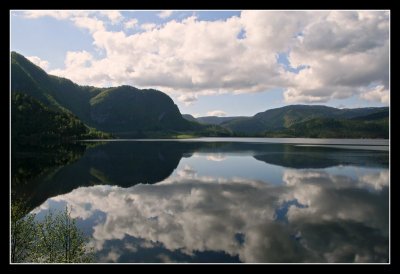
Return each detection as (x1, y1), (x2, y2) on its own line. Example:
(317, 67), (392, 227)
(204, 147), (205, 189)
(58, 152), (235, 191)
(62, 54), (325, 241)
(10, 10), (390, 117)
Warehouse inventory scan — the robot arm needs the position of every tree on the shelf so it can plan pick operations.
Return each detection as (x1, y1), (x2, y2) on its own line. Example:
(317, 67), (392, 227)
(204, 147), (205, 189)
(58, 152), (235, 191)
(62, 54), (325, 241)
(34, 209), (60, 263)
(11, 205), (94, 263)
(55, 207), (94, 263)
(11, 200), (37, 263)
(34, 206), (94, 263)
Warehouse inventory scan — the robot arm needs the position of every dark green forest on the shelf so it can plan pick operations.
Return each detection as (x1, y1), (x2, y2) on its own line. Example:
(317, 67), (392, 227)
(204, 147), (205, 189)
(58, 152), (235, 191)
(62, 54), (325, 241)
(259, 113), (389, 138)
(218, 104), (389, 137)
(11, 91), (113, 142)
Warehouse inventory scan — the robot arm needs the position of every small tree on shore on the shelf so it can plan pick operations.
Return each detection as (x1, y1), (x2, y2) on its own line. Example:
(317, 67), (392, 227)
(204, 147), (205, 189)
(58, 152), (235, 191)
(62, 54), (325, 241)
(11, 203), (94, 263)
(11, 200), (37, 263)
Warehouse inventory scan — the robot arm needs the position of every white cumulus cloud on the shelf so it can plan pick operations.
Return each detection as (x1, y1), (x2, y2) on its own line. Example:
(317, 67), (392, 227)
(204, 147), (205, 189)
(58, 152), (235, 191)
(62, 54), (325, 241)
(24, 10), (389, 106)
(359, 84), (389, 104)
(157, 10), (174, 19)
(124, 18), (138, 29)
(26, 56), (50, 70)
(206, 110), (227, 117)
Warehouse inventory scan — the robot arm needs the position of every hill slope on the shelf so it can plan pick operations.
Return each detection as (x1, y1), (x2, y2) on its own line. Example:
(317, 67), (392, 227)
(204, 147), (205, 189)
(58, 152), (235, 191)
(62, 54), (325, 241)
(277, 110), (389, 138)
(11, 52), (207, 138)
(11, 51), (388, 139)
(196, 116), (248, 125)
(11, 91), (112, 141)
(221, 104), (388, 134)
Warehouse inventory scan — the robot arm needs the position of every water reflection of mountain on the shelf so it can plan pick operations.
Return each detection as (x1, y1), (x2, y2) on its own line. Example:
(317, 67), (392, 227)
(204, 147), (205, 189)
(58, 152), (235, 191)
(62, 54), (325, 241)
(174, 141), (388, 168)
(13, 141), (205, 211)
(11, 141), (88, 204)
(252, 144), (389, 169)
(12, 140), (389, 212)
(179, 142), (388, 168)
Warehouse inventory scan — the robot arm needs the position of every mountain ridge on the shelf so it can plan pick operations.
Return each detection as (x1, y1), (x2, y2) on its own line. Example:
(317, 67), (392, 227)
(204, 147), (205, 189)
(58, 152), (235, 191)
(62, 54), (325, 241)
(11, 51), (389, 139)
(218, 104), (388, 134)
(11, 51), (212, 138)
(183, 105), (388, 138)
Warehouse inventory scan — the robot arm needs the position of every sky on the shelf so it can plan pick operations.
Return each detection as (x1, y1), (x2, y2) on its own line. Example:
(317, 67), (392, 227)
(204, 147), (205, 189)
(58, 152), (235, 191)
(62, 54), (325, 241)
(10, 10), (390, 117)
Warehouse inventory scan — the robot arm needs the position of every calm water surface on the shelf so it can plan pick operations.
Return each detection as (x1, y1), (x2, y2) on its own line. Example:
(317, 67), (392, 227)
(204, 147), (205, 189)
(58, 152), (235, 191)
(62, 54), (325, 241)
(12, 138), (389, 263)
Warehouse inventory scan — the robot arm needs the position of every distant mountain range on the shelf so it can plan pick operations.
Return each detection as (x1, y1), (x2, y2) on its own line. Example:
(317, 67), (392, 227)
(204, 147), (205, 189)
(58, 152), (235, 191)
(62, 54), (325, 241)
(183, 114), (247, 125)
(184, 104), (389, 138)
(11, 51), (389, 140)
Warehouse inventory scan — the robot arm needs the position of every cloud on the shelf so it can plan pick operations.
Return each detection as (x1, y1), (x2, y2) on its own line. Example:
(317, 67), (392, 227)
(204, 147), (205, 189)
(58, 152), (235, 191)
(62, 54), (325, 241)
(64, 50), (93, 67)
(177, 93), (199, 106)
(50, 50), (115, 87)
(359, 84), (389, 104)
(45, 165), (388, 263)
(124, 18), (138, 29)
(157, 10), (174, 19)
(283, 10), (389, 103)
(177, 165), (197, 178)
(206, 110), (227, 117)
(26, 56), (50, 70)
(281, 169), (389, 262)
(98, 10), (123, 24)
(357, 170), (389, 190)
(39, 13), (284, 98)
(206, 153), (226, 162)
(71, 16), (105, 33)
(140, 23), (157, 31)
(26, 10), (389, 106)
(21, 10), (89, 20)
(21, 10), (123, 24)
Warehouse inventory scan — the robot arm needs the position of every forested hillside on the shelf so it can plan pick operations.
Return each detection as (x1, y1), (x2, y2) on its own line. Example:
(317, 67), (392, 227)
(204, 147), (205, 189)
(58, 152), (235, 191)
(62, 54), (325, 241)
(184, 105), (389, 138)
(263, 110), (389, 138)
(11, 51), (225, 138)
(11, 51), (389, 139)
(11, 91), (113, 142)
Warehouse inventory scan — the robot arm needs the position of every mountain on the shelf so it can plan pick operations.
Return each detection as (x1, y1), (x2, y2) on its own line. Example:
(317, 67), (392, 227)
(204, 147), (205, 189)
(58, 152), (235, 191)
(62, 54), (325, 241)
(197, 116), (248, 125)
(182, 114), (197, 122)
(221, 104), (389, 134)
(275, 110), (389, 138)
(11, 91), (113, 142)
(183, 114), (249, 125)
(11, 51), (213, 138)
(11, 51), (388, 139)
(88, 85), (197, 137)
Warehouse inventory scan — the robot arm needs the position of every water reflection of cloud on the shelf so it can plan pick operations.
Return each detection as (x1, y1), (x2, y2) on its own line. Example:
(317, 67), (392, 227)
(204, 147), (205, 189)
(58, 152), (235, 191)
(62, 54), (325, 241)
(283, 169), (389, 191)
(281, 169), (389, 263)
(357, 170), (389, 191)
(176, 164), (197, 178)
(46, 168), (388, 263)
(206, 153), (226, 162)
(283, 169), (389, 226)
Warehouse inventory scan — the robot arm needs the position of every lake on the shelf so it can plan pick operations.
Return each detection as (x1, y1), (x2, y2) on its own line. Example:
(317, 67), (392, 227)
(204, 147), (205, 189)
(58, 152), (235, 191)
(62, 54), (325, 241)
(12, 138), (390, 263)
